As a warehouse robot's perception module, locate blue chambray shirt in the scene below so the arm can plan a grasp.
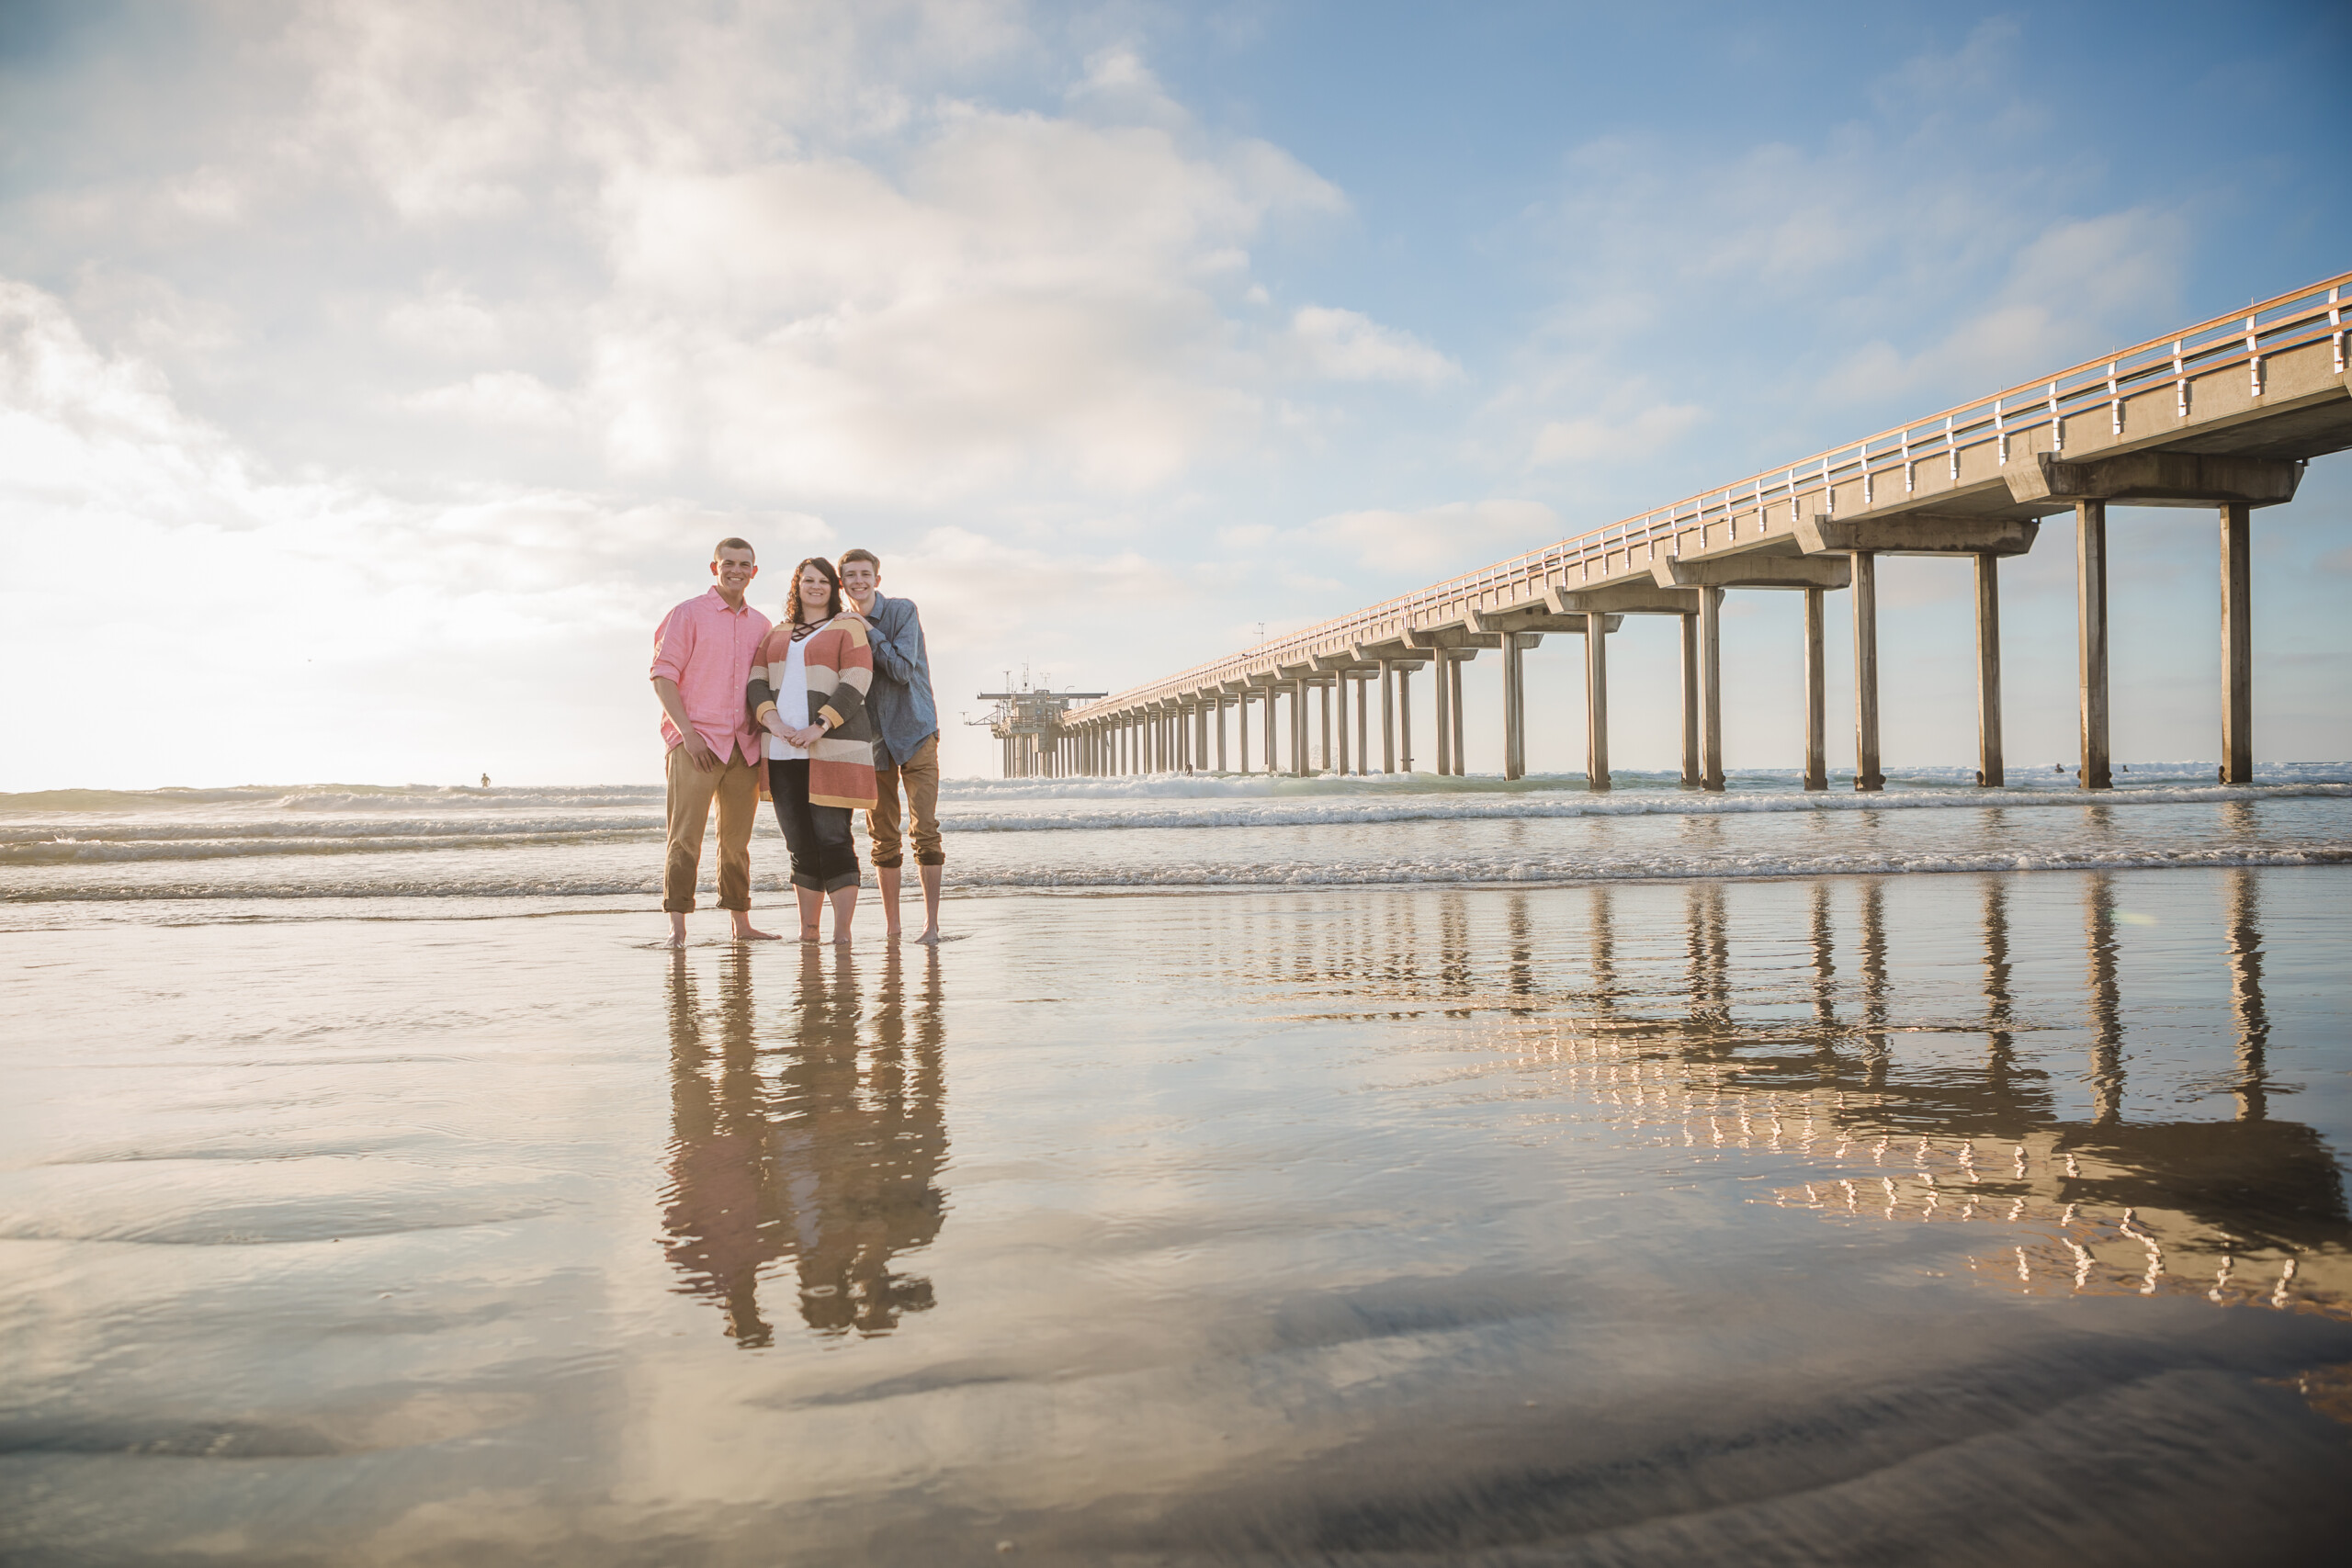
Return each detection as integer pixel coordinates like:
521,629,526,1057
862,593,940,767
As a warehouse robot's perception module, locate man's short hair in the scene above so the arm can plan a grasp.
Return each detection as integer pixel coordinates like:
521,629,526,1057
838,548,881,573
713,536,755,560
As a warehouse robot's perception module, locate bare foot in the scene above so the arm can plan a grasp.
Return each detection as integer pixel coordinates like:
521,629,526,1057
731,920,780,942
915,927,942,946
885,927,904,942
667,914,688,949
832,930,854,946
798,922,821,944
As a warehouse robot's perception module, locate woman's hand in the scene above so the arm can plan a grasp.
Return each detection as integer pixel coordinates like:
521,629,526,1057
784,720,828,749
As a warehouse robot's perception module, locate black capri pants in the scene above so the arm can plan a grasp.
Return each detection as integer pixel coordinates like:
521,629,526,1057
767,759,860,894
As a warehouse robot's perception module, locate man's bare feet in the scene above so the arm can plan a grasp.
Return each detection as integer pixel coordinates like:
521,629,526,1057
667,913,688,948
730,917,780,942
915,927,942,946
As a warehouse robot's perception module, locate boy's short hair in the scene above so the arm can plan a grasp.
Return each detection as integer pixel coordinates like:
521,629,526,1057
838,548,881,573
713,536,755,559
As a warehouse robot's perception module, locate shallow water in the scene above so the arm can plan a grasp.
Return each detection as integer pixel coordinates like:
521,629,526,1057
3,867,2347,1563
4,766,2349,916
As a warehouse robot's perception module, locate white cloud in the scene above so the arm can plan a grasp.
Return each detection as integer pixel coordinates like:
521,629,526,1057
1530,401,1702,468
1301,499,1563,580
405,370,576,432
0,277,831,786
1285,306,1460,387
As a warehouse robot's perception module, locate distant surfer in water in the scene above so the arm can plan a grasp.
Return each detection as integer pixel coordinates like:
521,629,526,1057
650,538,779,947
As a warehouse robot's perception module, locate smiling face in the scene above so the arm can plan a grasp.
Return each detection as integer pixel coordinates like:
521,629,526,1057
709,545,758,602
797,564,835,619
839,558,878,605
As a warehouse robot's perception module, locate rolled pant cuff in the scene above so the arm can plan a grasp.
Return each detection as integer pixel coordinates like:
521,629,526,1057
872,856,903,870
915,852,946,866
662,898,697,913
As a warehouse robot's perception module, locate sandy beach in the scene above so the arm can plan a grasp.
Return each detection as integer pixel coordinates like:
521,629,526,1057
5,866,2347,1563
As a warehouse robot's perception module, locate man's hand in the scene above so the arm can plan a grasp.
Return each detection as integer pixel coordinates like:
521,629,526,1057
680,728,719,773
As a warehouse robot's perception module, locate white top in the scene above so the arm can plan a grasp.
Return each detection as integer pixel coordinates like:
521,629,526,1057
763,632,812,761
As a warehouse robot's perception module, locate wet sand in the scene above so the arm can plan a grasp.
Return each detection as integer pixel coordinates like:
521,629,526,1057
4,869,2349,1563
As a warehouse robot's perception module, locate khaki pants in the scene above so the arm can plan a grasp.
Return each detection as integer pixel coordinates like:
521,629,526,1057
867,735,944,868
663,742,761,912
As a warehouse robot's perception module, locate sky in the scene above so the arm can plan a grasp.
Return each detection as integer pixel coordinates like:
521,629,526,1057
1,0,2346,790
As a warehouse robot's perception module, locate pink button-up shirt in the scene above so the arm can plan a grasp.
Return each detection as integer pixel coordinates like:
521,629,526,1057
650,588,774,764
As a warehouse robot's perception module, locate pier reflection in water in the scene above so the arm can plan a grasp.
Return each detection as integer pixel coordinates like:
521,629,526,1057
661,944,948,1345
1211,866,2349,1319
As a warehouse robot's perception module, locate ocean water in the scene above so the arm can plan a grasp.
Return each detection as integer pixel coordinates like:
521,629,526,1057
5,768,2349,1562
4,762,2349,923
3,873,2348,1563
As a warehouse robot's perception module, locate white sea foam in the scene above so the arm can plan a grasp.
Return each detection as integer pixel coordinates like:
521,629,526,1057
4,765,2347,906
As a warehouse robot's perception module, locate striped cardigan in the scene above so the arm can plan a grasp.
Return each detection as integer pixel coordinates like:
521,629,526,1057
747,615,878,811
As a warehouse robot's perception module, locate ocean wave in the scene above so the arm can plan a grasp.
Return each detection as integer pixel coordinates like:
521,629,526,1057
4,778,2346,865
5,840,2346,903
10,763,2349,821
0,829,659,866
934,782,2352,832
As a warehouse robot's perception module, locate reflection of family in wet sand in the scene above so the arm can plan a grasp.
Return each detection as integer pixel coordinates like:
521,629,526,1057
660,942,949,1345
650,540,944,947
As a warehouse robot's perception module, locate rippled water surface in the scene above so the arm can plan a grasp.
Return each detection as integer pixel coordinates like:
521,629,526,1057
5,765,2350,915
4,866,2348,1564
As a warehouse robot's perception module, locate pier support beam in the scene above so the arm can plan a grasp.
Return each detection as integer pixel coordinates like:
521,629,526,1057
1399,664,1415,772
1699,588,1724,792
1439,649,1458,771
1380,660,1396,772
1851,550,1883,792
1804,586,1827,791
1432,652,1453,775
1298,682,1317,780
1262,684,1278,774
1584,620,1610,792
1679,614,1700,786
2076,500,2111,791
1354,671,1374,775
1974,556,2004,787
1502,636,1526,780
2221,502,2252,784
1318,679,1333,773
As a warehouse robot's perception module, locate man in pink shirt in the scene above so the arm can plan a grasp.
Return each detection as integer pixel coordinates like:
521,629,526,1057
650,538,778,947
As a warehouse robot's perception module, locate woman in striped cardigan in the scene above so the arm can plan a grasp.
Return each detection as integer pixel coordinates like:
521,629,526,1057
748,558,879,943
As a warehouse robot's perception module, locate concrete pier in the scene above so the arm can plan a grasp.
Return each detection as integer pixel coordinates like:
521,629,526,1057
1057,276,2345,784
2076,499,2111,791
1699,588,1724,792
1501,636,1526,781
1679,615,1700,787
1380,660,1396,772
1584,620,1610,791
1431,650,1453,775
2222,502,2252,784
1398,664,1415,772
1974,556,2004,788
1448,653,1467,777
1804,587,1827,791
1850,550,1883,793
